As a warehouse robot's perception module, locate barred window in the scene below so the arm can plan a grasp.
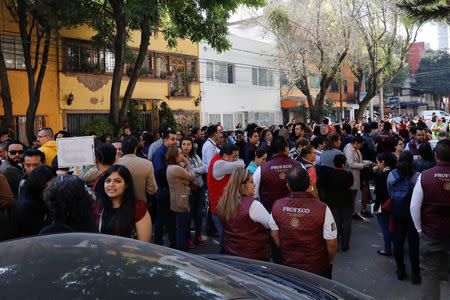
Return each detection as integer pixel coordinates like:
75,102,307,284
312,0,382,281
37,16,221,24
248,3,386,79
63,39,114,74
0,35,25,70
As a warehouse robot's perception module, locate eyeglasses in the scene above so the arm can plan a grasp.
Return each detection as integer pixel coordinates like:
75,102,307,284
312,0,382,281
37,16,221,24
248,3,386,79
9,150,24,155
37,135,48,139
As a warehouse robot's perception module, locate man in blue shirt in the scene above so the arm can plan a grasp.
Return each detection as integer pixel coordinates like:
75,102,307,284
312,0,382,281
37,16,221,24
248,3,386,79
153,129,177,246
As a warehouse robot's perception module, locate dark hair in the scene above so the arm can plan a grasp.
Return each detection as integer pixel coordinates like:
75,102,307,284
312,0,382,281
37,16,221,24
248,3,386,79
418,143,434,162
342,124,352,135
291,122,307,137
250,147,267,161
163,129,176,140
323,118,329,125
207,125,218,138
261,130,271,142
166,146,180,165
415,127,425,134
371,122,379,130
158,123,170,135
383,121,392,131
324,132,341,150
376,152,397,170
21,165,57,210
353,134,364,144
287,166,310,192
399,129,409,141
23,149,45,163
300,145,315,158
397,151,415,178
311,136,324,148
142,132,154,145
436,139,450,162
180,137,195,158
247,129,258,140
393,137,403,148
334,124,342,136
99,165,136,237
54,130,70,139
333,154,347,168
88,131,97,136
271,136,288,154
6,140,24,151
51,156,71,173
438,132,449,139
219,142,239,156
44,175,94,230
363,123,372,134
0,142,8,151
95,143,117,166
295,137,310,149
121,135,139,155
409,126,417,135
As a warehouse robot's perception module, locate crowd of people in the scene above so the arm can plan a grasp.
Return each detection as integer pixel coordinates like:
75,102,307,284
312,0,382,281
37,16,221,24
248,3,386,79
0,113,449,299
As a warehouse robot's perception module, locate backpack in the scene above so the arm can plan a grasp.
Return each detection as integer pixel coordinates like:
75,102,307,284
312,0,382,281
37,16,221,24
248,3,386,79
389,169,417,218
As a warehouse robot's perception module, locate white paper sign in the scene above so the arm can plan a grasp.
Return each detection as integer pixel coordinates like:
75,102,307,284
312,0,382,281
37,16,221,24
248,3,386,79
57,136,95,168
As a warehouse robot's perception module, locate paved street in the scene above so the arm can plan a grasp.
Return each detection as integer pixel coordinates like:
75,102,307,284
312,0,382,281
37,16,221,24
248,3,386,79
186,196,449,300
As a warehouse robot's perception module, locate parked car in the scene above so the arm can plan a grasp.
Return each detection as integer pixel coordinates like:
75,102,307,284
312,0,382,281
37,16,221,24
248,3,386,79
0,233,374,299
419,110,450,120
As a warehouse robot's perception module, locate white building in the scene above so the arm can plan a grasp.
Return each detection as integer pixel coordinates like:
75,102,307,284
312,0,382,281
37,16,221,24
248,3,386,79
199,31,282,130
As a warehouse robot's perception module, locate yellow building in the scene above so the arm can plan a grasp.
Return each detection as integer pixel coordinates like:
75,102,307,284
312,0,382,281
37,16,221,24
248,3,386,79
0,3,200,142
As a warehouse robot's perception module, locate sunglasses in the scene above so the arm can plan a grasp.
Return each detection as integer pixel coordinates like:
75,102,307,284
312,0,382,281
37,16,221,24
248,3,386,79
9,150,24,155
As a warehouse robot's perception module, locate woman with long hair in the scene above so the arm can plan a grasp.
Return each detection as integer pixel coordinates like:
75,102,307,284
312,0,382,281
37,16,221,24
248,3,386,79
166,146,195,250
393,138,404,160
373,152,397,256
180,137,207,248
217,169,270,260
94,165,151,242
41,175,97,234
387,151,421,284
319,132,343,168
15,165,57,237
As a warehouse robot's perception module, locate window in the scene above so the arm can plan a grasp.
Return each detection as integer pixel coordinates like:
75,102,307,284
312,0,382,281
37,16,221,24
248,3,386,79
207,62,234,84
252,68,258,85
157,54,198,96
206,62,214,81
254,112,275,127
0,115,46,145
310,75,320,90
281,73,289,86
252,68,273,87
353,81,360,93
343,80,348,93
208,114,221,125
0,35,25,70
222,113,233,130
64,39,114,74
330,81,339,92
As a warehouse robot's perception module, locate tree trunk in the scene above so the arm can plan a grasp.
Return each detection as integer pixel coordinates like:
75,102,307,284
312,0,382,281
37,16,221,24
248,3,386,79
0,46,13,134
25,28,50,144
109,0,128,136
118,16,151,126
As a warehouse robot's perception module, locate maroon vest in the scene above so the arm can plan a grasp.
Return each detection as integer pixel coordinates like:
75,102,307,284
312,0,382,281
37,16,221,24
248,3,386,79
272,192,329,275
222,196,270,260
421,162,450,240
260,154,301,212
407,139,420,156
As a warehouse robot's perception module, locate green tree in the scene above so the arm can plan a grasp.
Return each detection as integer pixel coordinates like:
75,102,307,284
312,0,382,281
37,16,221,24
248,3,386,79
4,0,86,144
348,0,421,119
413,50,450,109
265,0,353,122
85,0,265,135
158,102,177,131
397,0,450,23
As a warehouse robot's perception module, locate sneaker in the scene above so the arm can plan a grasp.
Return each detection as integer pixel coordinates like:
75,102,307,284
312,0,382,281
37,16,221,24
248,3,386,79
187,239,195,249
196,236,207,246
360,210,374,218
352,213,364,221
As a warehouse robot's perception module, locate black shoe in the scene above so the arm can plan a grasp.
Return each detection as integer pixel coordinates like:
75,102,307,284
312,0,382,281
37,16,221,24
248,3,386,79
397,268,407,281
352,213,364,221
411,272,422,285
360,210,374,218
377,250,392,256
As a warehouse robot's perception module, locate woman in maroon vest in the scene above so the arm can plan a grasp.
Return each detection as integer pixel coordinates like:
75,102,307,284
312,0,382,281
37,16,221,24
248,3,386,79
217,169,270,260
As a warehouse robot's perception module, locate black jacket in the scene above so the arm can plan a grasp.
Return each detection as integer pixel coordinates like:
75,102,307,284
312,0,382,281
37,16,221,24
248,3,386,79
374,169,391,212
319,166,354,210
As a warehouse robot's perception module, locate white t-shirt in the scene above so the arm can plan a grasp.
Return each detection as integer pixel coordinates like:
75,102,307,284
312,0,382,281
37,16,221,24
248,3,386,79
269,206,337,240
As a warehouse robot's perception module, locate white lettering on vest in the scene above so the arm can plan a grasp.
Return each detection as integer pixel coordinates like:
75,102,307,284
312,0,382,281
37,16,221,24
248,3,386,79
434,173,450,178
282,207,310,213
271,164,293,170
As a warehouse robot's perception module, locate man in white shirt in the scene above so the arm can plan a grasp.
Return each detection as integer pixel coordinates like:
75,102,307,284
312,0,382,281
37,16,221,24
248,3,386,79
202,125,220,172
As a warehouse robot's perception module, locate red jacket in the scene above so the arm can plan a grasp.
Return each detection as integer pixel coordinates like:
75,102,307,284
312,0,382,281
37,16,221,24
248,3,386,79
207,154,230,214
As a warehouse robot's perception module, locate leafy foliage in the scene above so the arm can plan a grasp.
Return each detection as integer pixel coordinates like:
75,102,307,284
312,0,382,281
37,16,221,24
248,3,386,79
126,101,143,131
397,0,450,23
158,102,177,131
81,118,114,137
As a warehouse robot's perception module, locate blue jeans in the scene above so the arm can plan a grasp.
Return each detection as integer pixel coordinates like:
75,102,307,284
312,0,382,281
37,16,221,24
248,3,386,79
376,212,393,254
212,213,224,254
175,211,190,251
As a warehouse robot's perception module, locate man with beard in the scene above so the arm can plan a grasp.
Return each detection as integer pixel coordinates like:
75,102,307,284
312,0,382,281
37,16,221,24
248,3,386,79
405,127,430,160
0,141,25,198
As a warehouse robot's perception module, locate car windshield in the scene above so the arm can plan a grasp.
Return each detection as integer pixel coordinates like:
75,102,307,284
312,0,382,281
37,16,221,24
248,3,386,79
0,234,311,299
